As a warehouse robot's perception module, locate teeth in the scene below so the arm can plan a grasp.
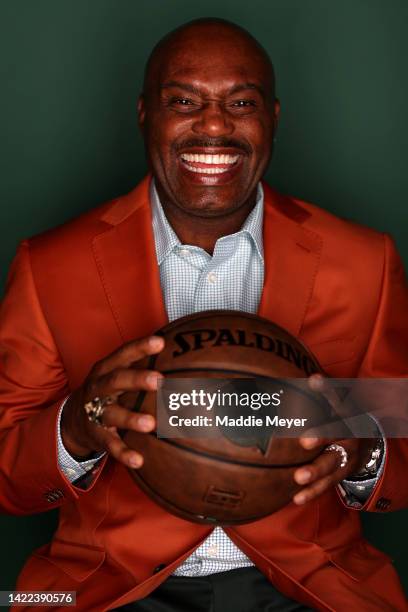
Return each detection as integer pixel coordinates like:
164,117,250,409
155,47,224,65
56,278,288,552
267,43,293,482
183,164,230,174
181,153,239,164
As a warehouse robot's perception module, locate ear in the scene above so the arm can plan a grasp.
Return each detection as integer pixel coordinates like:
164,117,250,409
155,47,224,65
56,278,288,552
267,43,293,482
137,94,146,131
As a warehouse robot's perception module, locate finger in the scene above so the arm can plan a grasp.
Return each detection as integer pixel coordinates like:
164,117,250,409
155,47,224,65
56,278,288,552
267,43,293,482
293,473,336,505
298,435,335,450
294,446,345,486
86,424,145,469
308,374,342,409
88,367,163,400
308,374,356,422
101,403,155,432
93,336,165,377
102,429,145,469
293,444,353,505
301,421,353,443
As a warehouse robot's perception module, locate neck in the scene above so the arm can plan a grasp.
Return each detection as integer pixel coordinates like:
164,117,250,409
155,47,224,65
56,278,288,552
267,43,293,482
155,185,258,255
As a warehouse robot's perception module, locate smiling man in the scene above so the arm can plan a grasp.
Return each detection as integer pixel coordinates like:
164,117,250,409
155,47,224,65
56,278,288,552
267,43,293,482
139,22,277,253
0,17,407,612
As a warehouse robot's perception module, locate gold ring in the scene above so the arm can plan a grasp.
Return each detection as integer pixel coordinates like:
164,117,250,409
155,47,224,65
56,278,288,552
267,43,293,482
84,395,114,427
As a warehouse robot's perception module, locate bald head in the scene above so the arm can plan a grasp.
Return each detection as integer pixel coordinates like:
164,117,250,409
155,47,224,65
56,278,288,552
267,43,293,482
143,18,275,99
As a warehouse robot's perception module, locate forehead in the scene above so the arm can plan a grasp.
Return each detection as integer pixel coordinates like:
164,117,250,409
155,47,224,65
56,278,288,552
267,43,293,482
154,31,272,94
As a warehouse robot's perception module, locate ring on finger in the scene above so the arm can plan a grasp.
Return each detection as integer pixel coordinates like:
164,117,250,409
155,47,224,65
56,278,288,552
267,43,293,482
84,395,114,427
324,443,348,468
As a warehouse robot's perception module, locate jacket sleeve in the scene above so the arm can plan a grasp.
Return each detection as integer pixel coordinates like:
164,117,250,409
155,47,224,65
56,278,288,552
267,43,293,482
0,241,105,515
356,234,408,512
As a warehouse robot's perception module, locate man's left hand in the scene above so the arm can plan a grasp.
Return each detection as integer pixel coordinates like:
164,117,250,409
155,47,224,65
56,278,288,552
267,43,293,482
292,374,376,505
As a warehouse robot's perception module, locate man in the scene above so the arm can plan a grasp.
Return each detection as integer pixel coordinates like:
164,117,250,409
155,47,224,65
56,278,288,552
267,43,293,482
0,17,407,612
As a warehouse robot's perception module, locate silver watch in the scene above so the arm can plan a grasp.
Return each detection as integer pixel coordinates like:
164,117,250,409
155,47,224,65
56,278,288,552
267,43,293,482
349,438,384,480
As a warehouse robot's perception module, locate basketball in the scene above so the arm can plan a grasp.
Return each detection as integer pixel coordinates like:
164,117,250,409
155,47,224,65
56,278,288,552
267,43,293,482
122,311,330,525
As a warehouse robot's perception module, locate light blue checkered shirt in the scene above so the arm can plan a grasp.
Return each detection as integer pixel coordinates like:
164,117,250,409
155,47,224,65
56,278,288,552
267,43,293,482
152,182,264,319
57,180,381,577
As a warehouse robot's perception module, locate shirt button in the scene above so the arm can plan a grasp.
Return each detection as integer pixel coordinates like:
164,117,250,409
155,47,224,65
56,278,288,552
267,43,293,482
66,467,77,478
179,248,190,257
207,271,217,284
206,545,218,557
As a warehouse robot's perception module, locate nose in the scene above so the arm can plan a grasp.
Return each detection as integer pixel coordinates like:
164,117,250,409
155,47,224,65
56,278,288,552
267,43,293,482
192,101,234,138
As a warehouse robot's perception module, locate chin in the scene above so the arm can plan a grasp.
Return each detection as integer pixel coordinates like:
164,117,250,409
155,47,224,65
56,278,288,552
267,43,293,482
177,197,241,218
175,185,250,214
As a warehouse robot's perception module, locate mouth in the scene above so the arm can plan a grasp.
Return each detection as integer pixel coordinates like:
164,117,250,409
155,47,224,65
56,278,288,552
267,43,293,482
180,152,240,174
177,148,245,184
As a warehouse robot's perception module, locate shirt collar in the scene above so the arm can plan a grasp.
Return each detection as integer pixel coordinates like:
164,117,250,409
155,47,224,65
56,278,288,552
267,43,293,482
150,180,264,265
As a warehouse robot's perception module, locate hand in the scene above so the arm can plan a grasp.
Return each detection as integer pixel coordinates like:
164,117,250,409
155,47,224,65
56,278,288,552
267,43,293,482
61,335,165,469
292,374,376,505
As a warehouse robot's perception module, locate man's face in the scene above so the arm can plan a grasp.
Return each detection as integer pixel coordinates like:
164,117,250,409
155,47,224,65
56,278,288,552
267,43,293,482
139,30,279,217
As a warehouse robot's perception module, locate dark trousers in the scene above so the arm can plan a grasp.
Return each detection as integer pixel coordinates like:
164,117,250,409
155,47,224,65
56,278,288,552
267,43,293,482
114,567,314,612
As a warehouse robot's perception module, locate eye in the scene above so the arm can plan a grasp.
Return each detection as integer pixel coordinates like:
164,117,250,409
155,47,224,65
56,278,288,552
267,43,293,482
228,99,258,114
232,99,256,107
167,97,199,112
174,98,193,105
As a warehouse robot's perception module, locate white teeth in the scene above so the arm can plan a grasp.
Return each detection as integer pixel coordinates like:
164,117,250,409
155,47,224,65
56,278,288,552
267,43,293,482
183,164,230,174
181,153,239,164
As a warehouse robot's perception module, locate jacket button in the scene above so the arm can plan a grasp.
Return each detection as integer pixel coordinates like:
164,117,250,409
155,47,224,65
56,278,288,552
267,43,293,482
44,489,64,503
375,497,391,511
153,564,166,574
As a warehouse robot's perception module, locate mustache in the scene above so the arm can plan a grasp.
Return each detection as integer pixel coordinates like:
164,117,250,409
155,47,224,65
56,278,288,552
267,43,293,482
174,138,252,155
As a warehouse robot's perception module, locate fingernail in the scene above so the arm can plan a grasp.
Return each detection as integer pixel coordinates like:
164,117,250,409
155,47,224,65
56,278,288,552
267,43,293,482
139,415,155,430
295,469,311,484
302,437,320,449
146,373,162,388
309,375,323,390
149,336,164,350
293,493,307,505
129,454,143,468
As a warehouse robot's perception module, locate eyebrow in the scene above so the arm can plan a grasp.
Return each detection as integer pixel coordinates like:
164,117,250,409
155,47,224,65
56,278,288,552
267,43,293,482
160,80,265,97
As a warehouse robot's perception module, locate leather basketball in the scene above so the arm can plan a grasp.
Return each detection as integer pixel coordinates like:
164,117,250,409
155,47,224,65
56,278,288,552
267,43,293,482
123,311,329,525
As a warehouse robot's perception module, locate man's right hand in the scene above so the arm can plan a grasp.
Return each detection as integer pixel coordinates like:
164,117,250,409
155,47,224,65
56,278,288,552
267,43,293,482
60,335,164,469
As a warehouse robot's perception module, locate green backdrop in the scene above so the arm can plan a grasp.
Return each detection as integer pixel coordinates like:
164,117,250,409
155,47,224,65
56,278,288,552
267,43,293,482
1,0,407,596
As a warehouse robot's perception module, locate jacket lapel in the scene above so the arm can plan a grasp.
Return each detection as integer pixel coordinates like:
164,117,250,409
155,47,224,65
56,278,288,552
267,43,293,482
92,176,168,343
258,183,322,337
93,176,322,343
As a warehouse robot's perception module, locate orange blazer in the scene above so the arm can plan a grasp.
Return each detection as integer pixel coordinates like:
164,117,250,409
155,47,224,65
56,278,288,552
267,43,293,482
0,176,407,612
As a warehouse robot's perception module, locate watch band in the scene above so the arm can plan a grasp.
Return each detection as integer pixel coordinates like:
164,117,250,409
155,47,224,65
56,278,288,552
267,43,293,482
348,438,384,481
